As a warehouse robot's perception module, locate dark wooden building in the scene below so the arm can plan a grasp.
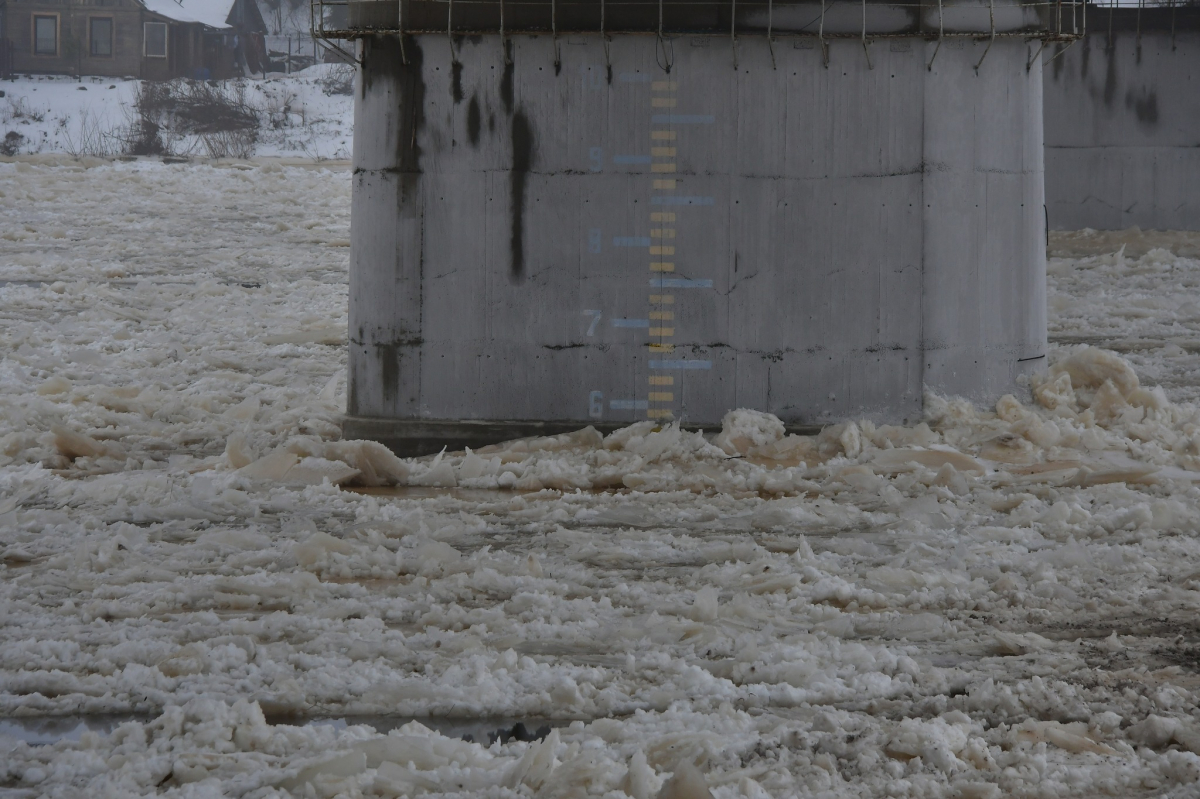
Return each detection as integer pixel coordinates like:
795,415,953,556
0,0,266,79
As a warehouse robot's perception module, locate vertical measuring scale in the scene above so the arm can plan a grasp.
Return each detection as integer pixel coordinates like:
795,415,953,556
590,64,715,425
647,79,679,421
646,72,717,423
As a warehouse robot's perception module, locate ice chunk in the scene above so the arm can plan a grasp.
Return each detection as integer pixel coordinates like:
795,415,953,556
604,421,660,450
1052,346,1140,397
412,449,457,487
354,730,491,770
1033,371,1076,411
713,409,785,456
838,421,863,458
325,439,409,485
415,540,461,576
283,456,361,486
156,643,208,677
457,447,489,480
223,395,260,421
1016,720,1115,755
373,761,440,795
236,451,360,486
36,376,71,396
872,447,985,475
1128,715,1180,748
622,750,663,799
280,750,367,791
656,761,714,799
689,587,719,622
293,532,355,567
1175,726,1200,756
992,631,1054,656
51,425,110,460
237,450,299,480
507,729,560,791
224,434,255,469
996,394,1026,423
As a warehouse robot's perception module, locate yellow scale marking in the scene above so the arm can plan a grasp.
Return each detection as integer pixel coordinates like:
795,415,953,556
649,83,682,421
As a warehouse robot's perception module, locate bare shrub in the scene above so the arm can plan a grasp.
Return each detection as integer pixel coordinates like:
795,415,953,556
318,64,355,96
202,128,258,159
62,109,119,158
119,80,260,158
1,97,45,124
263,90,302,130
1,130,25,157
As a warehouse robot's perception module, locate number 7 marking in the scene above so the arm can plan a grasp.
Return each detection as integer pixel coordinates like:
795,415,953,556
583,310,602,336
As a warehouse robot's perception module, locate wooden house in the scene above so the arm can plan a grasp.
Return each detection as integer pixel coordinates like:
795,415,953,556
0,0,267,79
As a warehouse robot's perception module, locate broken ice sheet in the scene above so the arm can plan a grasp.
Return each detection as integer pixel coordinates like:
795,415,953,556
4,164,1200,797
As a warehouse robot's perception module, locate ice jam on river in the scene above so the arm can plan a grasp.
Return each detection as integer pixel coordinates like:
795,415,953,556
4,160,1200,797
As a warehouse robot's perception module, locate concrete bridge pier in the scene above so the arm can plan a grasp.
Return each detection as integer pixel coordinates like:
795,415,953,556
343,19,1049,454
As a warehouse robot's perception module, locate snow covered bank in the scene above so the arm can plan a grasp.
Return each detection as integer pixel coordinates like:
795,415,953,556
4,162,1200,797
0,67,353,160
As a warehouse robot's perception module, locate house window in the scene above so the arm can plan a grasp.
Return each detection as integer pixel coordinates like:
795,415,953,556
144,21,167,57
90,17,113,57
33,14,58,56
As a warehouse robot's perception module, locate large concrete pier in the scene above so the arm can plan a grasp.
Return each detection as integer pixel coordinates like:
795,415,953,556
342,9,1051,453
1045,6,1200,231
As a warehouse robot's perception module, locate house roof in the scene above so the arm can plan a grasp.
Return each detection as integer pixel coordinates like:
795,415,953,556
141,0,239,29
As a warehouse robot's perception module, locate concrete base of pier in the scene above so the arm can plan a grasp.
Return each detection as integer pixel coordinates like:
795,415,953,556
349,32,1047,453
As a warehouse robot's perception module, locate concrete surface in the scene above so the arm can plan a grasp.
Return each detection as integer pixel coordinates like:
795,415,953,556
347,29,1047,452
1044,8,1200,231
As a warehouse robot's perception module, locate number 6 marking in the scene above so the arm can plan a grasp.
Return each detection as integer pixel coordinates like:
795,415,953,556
589,390,604,418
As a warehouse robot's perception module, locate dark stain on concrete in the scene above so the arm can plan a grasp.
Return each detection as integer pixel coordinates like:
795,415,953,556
451,60,464,103
390,37,426,172
467,95,481,146
1052,43,1065,80
373,338,424,406
359,37,378,98
379,341,400,405
510,109,533,281
500,41,515,113
488,113,496,133
1103,42,1118,107
1081,33,1090,78
1125,88,1160,125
